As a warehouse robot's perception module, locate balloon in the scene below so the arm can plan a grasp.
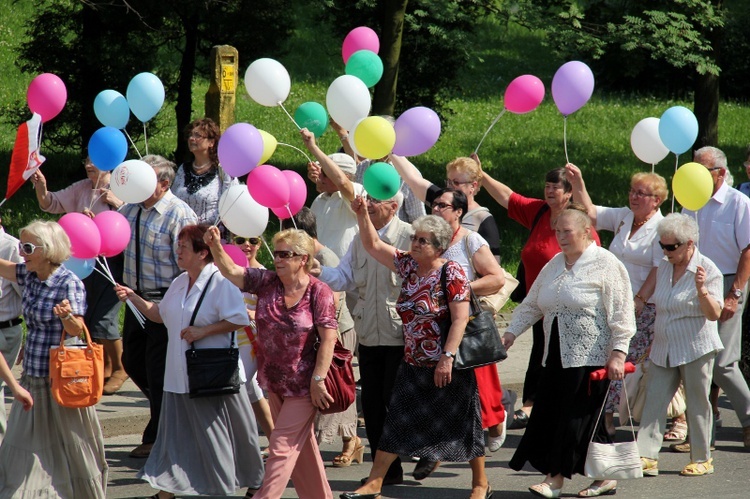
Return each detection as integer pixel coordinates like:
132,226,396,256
258,129,277,165
219,185,269,237
345,50,383,88
94,89,130,129
27,73,67,122
326,75,371,131
504,74,545,114
673,162,713,211
247,165,290,209
658,106,699,155
363,162,400,200
244,58,291,107
551,61,595,116
93,211,131,257
294,102,329,138
222,242,249,268
88,127,128,172
342,26,380,63
392,106,441,156
64,257,96,280
59,212,101,259
126,72,165,122
271,170,307,219
353,116,396,160
631,117,670,164
218,123,264,177
111,159,158,204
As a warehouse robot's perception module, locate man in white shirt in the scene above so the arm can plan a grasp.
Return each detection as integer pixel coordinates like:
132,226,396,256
683,146,750,449
0,218,22,442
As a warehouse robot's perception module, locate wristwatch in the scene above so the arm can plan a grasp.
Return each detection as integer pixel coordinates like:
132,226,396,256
312,374,326,382
443,351,455,359
731,287,743,299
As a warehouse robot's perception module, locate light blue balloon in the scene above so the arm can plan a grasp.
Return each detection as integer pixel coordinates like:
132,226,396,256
658,106,698,154
126,72,165,122
64,257,96,280
88,127,128,171
94,89,130,129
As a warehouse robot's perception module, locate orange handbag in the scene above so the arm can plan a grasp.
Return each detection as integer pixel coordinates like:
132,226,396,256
49,320,104,408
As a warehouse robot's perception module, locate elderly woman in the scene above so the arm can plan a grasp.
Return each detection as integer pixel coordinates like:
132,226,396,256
115,224,263,498
204,226,338,499
341,205,491,499
172,118,238,229
31,157,127,394
567,165,669,438
637,214,723,478
0,220,108,498
502,207,634,498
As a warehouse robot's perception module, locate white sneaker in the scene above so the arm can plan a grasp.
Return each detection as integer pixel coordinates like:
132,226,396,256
488,409,507,452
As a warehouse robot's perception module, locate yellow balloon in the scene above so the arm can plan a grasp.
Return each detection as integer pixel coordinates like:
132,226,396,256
258,129,277,165
353,116,396,160
672,162,713,211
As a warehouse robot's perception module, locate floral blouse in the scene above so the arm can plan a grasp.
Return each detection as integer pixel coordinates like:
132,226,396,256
394,251,470,367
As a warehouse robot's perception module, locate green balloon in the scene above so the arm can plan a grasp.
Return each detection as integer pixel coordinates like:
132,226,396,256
294,101,329,137
345,50,384,88
363,162,400,200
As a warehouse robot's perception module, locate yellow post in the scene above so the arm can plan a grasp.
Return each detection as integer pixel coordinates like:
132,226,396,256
205,45,238,133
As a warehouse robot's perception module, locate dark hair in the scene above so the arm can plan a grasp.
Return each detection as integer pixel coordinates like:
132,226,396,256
545,168,572,193
434,187,468,222
281,207,318,239
178,224,213,262
184,117,220,167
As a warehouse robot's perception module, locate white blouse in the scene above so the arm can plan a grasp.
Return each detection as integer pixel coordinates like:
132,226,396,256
441,231,488,281
159,263,250,393
506,243,635,368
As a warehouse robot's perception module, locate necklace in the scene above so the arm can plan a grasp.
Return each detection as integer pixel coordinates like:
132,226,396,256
564,257,576,268
450,225,461,243
633,214,653,227
192,161,212,173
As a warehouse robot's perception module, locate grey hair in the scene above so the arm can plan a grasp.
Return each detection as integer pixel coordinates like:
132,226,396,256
411,215,452,253
20,220,71,265
657,213,699,244
142,154,176,186
694,146,727,172
389,190,404,211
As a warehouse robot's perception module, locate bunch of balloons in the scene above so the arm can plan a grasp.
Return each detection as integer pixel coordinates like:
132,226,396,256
94,73,165,129
342,27,383,89
59,211,131,279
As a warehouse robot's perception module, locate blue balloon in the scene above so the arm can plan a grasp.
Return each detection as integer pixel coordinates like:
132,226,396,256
64,257,96,280
658,106,698,155
88,127,128,171
126,72,165,122
94,89,130,129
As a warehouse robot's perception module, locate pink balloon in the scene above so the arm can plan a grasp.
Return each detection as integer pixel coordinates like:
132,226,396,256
58,213,101,259
393,106,441,157
551,61,595,116
504,75,545,114
342,27,380,64
217,123,264,177
27,73,67,122
271,170,307,219
247,165,290,209
93,211,131,257
222,242,249,268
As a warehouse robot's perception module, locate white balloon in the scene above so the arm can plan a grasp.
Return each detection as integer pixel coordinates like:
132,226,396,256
326,75,371,131
631,117,669,165
244,58,291,107
110,160,158,204
219,185,269,237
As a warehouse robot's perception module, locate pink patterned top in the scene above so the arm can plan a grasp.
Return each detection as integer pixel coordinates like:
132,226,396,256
242,268,338,397
394,251,470,367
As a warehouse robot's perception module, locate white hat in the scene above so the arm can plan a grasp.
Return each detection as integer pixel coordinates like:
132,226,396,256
328,153,357,176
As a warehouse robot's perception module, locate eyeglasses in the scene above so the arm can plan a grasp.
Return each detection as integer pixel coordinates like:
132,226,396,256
187,132,207,140
706,166,723,172
409,235,434,246
18,242,40,255
659,241,683,252
446,178,472,188
629,189,655,199
233,236,260,245
273,250,301,259
366,196,386,205
432,202,454,211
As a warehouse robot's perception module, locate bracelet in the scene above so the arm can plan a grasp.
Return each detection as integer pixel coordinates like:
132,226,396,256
61,313,73,321
339,134,348,141
634,294,646,303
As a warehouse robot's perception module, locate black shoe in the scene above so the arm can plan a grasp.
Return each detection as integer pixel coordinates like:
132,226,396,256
360,475,403,486
412,458,439,480
508,409,529,430
340,493,380,499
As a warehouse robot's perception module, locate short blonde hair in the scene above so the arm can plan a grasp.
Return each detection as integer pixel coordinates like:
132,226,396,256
272,229,315,272
20,220,71,265
558,206,593,242
446,157,482,189
631,172,668,205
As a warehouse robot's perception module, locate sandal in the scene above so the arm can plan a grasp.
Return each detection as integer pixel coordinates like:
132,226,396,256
680,458,714,476
578,480,617,497
528,482,561,498
103,370,129,395
664,419,688,441
333,436,365,467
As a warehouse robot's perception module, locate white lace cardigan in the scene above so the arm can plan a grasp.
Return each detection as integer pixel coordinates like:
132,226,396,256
506,243,635,368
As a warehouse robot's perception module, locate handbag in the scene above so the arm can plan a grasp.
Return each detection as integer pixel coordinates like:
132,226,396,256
316,338,356,415
49,320,105,408
585,368,643,480
463,236,518,314
439,264,508,370
510,203,549,303
184,272,241,398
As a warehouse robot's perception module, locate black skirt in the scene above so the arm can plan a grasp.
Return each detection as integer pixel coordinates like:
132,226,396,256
509,319,612,478
379,361,485,462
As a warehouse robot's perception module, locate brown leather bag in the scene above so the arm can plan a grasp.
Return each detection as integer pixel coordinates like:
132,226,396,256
49,320,104,408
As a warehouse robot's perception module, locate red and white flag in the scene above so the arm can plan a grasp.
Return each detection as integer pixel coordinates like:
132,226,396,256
5,112,45,201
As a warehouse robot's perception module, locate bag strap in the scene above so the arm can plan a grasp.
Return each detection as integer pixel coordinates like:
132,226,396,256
188,271,234,349
463,235,479,278
590,374,637,443
530,203,550,233
59,317,94,348
439,262,482,322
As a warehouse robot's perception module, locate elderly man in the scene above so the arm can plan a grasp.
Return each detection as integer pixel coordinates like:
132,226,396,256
119,154,198,458
681,146,750,450
0,217,22,442
315,190,414,485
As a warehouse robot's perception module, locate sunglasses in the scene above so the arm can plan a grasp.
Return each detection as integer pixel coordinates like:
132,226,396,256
273,250,301,259
409,235,434,246
659,241,683,252
18,242,40,255
233,236,260,245
432,202,454,211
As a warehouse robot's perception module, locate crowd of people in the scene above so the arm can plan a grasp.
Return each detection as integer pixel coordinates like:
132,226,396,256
0,114,748,499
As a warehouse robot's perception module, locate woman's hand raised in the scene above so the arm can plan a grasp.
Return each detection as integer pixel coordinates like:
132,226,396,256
203,225,222,249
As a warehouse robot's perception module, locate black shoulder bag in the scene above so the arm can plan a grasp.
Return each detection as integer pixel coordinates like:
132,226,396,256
184,271,241,398
510,203,550,303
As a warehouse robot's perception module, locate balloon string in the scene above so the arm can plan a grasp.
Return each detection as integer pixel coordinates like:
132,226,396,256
260,236,273,261
278,102,301,131
285,205,298,229
143,122,149,156
671,153,679,213
474,108,506,155
216,189,245,229
0,199,6,208
277,143,313,163
563,115,570,164
124,130,142,159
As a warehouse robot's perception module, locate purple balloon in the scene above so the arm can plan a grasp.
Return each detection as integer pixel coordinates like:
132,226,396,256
551,61,595,116
217,123,263,177
392,107,441,157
